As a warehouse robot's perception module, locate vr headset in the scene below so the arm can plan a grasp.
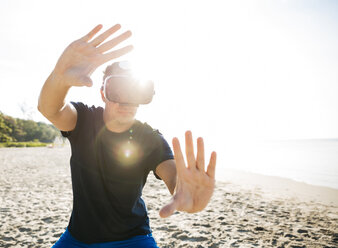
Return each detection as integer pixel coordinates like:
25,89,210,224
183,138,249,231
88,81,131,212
103,62,155,105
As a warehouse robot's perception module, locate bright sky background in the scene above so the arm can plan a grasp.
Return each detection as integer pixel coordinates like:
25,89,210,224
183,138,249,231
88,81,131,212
0,0,337,151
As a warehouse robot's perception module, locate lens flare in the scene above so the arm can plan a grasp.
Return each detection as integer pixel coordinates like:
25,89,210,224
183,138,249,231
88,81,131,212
115,141,143,166
124,149,131,158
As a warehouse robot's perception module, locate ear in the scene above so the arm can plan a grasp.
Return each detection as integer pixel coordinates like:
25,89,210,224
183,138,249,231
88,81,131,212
100,88,107,103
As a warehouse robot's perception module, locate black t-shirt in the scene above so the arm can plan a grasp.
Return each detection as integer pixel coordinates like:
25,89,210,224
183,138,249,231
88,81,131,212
61,102,174,244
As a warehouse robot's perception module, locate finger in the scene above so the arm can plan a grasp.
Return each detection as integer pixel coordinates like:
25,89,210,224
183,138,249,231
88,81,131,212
80,24,103,42
196,137,205,171
185,131,196,169
97,30,132,53
172,137,186,174
159,198,178,218
206,151,217,178
100,45,134,64
90,24,121,47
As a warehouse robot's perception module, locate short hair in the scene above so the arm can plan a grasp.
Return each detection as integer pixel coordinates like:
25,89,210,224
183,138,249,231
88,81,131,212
101,61,132,90
102,64,114,83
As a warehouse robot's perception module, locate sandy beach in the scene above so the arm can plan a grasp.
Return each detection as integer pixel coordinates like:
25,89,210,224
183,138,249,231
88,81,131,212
0,146,337,247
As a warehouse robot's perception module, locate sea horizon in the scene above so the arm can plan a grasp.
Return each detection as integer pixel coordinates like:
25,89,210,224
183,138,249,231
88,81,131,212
216,139,338,190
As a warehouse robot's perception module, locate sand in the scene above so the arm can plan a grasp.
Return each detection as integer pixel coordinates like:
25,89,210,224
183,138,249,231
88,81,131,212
0,146,337,247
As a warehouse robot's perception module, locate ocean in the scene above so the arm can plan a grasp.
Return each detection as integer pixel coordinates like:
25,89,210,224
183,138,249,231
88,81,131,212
217,139,338,190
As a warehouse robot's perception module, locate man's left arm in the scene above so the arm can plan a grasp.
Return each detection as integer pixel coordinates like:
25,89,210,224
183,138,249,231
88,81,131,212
155,159,177,195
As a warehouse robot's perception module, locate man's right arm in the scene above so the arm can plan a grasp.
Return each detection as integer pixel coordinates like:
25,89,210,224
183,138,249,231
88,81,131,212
37,71,77,132
37,24,133,131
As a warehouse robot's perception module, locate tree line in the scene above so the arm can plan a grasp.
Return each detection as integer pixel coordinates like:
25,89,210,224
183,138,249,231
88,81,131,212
0,112,60,143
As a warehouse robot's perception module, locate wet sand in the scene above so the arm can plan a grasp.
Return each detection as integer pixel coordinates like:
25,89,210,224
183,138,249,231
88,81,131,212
0,147,337,247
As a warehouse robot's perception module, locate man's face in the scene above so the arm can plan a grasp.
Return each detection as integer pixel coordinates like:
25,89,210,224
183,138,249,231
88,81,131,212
105,100,138,124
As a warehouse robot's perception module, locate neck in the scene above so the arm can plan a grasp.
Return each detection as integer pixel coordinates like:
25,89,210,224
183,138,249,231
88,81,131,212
103,109,135,133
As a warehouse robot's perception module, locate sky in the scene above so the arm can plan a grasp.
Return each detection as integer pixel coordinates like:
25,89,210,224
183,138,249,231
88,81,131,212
0,0,337,150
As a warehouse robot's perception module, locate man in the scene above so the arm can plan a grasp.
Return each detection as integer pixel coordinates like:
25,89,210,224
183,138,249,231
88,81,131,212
38,24,217,248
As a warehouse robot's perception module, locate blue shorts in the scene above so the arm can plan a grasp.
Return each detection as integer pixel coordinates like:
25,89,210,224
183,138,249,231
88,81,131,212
51,228,159,248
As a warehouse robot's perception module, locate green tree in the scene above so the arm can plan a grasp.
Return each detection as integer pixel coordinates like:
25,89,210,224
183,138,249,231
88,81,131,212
0,113,13,142
0,112,61,143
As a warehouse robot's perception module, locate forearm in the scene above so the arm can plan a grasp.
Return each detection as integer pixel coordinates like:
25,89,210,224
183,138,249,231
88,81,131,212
156,160,177,195
165,176,177,195
37,71,71,118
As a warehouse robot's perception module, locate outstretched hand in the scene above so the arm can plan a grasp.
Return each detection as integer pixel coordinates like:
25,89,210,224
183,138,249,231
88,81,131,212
159,131,217,218
54,24,133,87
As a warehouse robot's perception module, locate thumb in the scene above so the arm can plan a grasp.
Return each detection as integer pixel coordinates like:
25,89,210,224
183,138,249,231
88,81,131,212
159,198,178,218
63,69,93,87
79,76,93,87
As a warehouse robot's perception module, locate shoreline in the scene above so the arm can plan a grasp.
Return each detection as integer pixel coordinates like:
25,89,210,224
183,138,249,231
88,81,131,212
216,168,338,206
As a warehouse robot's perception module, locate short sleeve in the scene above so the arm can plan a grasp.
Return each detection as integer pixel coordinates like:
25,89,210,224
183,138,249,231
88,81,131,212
149,132,174,180
60,101,88,141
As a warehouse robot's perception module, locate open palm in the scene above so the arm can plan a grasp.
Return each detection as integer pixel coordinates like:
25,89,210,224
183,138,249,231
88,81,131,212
54,24,133,87
160,131,217,218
